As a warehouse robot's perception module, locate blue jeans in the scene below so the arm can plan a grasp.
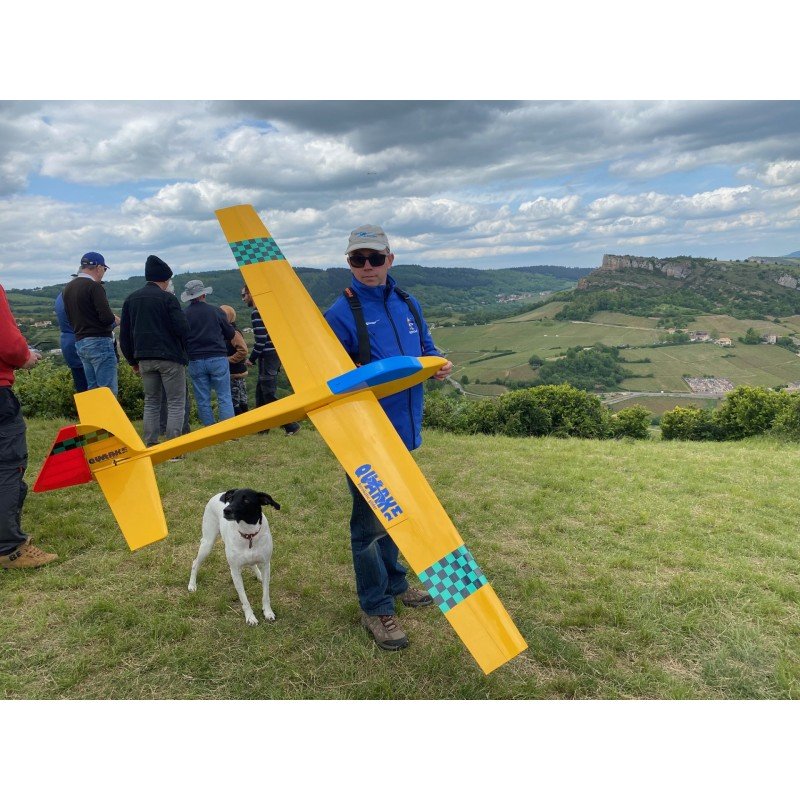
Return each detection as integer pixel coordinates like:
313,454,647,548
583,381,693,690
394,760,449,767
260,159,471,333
75,336,118,396
346,476,408,615
188,356,234,426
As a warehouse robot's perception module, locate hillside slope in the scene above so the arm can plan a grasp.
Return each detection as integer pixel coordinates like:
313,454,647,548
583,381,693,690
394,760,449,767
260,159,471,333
558,254,800,322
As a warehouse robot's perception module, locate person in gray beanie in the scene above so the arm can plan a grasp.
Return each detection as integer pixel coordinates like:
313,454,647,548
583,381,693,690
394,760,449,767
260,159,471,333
120,255,190,449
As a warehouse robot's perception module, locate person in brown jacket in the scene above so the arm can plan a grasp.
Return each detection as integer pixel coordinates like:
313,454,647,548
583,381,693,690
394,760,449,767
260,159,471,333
220,305,249,415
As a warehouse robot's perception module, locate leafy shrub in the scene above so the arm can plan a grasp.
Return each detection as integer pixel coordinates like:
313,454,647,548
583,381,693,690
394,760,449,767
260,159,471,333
713,386,790,440
610,405,651,439
14,359,78,418
660,406,717,441
424,383,609,439
14,357,145,419
769,395,800,441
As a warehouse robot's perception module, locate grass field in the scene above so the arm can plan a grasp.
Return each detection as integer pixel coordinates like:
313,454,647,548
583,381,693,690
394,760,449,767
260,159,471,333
4,418,800,699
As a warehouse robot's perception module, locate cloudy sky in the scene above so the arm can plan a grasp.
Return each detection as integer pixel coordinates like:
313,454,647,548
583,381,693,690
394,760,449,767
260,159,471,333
2,99,800,289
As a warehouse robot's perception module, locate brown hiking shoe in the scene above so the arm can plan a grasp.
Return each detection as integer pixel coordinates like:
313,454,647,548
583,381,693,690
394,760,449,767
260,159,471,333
361,612,409,650
0,540,58,569
396,586,433,608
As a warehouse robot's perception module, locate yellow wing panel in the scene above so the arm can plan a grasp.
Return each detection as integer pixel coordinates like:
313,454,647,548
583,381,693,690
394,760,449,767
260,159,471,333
215,205,353,393
94,457,168,551
308,395,527,674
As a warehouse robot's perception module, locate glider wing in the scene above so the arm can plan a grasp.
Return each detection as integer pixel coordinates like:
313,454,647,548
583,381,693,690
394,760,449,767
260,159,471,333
216,204,527,674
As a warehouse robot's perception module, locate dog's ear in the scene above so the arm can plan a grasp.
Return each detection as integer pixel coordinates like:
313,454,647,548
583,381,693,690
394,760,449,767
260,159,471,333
259,493,280,511
221,489,237,503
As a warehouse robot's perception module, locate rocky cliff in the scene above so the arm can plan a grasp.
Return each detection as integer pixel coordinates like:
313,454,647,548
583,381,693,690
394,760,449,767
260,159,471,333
576,254,694,288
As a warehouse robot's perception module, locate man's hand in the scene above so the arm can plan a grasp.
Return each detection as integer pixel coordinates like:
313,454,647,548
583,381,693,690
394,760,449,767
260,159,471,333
131,364,140,375
22,349,41,370
246,359,255,367
433,360,453,381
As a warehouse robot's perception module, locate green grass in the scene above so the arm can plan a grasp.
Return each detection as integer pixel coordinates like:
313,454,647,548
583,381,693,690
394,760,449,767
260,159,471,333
4,418,800,699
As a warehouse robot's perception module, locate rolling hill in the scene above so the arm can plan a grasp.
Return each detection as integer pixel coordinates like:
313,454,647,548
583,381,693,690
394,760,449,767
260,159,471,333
6,263,587,350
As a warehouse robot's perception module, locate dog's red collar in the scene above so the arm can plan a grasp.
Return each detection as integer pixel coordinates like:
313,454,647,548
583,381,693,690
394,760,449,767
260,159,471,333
239,523,262,549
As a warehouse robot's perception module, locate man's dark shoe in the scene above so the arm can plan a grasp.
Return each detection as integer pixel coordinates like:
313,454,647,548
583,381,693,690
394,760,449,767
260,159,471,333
361,612,409,650
396,586,433,608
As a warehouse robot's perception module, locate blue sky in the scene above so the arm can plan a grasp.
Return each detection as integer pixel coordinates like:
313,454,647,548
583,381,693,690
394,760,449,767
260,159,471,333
3,99,800,289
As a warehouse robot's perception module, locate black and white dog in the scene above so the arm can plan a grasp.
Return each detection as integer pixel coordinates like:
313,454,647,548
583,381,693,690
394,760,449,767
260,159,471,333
188,489,281,626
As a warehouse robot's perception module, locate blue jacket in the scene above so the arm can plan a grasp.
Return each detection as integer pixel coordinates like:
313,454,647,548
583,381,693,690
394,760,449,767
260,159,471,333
54,292,82,370
184,300,235,361
324,275,440,450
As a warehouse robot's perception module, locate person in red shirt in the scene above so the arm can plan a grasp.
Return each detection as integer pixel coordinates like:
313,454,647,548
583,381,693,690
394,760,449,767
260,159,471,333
0,283,58,568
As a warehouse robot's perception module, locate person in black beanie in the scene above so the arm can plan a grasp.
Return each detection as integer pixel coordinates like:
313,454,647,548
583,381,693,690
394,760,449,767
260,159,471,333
120,255,190,449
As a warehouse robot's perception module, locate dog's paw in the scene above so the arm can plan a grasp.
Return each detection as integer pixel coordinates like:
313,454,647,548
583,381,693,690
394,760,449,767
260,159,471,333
245,613,259,626
187,582,197,592
263,608,276,622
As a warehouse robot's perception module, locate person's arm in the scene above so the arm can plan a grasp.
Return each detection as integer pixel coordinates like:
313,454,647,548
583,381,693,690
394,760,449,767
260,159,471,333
219,314,235,344
166,294,190,348
228,330,248,364
91,282,117,329
0,286,33,368
249,308,267,362
119,300,136,366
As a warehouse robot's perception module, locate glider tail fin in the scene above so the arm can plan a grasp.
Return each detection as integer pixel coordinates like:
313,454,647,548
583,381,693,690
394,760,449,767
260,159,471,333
33,388,168,551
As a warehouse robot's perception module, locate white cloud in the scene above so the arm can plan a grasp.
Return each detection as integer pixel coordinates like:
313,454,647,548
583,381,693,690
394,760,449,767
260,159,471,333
4,100,800,287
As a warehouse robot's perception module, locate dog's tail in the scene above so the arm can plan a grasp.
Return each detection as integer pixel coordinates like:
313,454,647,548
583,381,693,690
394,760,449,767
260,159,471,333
33,388,168,551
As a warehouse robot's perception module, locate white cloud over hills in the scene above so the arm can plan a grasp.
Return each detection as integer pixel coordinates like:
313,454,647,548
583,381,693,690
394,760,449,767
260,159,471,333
2,100,800,288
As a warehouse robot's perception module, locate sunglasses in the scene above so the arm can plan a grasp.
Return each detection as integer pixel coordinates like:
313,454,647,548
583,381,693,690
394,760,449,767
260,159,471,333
348,252,388,268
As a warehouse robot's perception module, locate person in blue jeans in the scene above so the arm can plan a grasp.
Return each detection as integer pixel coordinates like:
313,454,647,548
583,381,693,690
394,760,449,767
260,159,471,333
61,252,119,396
181,279,236,426
324,224,452,652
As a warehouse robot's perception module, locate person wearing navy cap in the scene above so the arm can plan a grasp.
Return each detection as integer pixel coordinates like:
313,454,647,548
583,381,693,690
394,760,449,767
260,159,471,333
62,251,120,396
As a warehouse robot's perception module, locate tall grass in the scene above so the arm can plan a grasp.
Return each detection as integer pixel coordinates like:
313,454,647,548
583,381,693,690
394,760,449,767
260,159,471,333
3,419,800,699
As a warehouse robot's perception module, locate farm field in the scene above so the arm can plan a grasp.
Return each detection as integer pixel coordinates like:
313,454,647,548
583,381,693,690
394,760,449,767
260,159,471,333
435,317,663,385
433,307,800,393
4,419,800,700
620,343,800,392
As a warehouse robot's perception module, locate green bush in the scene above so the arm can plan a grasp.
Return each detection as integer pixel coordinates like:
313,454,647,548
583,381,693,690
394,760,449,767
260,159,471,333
610,405,651,439
14,359,78,418
660,406,717,441
713,386,790,440
13,357,145,419
770,395,800,441
423,383,610,439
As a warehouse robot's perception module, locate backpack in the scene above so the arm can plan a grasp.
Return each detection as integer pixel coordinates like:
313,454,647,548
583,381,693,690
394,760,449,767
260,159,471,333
342,286,424,366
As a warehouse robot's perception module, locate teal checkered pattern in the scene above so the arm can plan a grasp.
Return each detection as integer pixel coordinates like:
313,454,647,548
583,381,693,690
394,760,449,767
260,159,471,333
229,237,285,266
418,545,487,612
52,429,112,455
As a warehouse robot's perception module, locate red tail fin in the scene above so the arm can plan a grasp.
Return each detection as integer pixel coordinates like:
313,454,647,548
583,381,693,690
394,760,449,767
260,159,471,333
33,425,93,492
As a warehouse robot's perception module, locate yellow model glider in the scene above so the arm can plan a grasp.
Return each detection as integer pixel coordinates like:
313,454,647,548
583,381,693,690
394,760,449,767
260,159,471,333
34,204,527,674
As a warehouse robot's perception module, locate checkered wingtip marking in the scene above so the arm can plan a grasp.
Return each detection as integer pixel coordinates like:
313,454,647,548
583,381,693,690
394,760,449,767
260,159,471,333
51,429,112,455
418,545,488,613
229,237,285,266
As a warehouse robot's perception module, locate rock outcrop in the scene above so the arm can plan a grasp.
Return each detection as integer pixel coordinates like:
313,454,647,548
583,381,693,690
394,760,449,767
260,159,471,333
598,254,692,280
